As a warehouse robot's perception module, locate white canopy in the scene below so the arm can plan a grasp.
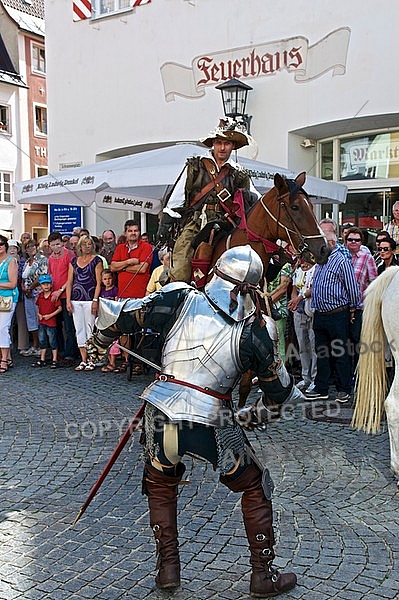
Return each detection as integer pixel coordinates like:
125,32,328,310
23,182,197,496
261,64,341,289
14,143,347,211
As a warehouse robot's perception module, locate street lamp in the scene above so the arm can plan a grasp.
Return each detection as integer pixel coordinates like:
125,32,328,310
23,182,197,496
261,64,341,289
216,78,253,134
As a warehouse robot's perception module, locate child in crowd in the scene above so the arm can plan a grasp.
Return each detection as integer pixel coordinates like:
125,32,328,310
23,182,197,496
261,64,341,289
33,274,62,368
99,269,121,373
100,269,118,299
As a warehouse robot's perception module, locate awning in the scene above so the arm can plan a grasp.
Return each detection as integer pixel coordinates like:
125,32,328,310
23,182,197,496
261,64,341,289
14,143,347,211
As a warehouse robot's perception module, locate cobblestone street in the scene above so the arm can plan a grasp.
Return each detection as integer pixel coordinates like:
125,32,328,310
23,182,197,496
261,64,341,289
1,356,398,599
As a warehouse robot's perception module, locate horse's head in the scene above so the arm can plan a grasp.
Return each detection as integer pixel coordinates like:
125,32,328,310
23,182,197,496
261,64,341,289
265,172,330,264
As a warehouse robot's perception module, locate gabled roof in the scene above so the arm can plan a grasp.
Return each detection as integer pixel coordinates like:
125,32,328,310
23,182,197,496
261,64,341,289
1,0,45,36
1,0,44,20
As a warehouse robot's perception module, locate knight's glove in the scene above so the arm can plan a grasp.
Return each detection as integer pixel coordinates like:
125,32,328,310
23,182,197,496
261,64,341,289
235,395,282,431
85,326,116,363
157,213,177,243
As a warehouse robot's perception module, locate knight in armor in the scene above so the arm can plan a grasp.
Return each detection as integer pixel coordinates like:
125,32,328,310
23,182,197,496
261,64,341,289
86,245,298,597
158,119,260,283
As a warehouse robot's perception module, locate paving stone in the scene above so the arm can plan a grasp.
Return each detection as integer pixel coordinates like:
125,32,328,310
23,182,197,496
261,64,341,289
0,355,398,599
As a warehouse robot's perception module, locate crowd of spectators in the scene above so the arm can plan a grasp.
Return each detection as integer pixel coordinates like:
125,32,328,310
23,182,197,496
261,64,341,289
1,221,165,374
1,212,399,394
284,219,398,403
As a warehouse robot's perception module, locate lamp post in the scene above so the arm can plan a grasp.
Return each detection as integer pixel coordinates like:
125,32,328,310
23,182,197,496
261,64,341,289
215,78,253,134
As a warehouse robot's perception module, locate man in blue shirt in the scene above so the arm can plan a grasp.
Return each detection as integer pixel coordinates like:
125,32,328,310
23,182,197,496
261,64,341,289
305,231,360,403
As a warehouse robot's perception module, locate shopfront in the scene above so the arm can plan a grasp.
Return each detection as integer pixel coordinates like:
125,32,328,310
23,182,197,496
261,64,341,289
319,130,399,244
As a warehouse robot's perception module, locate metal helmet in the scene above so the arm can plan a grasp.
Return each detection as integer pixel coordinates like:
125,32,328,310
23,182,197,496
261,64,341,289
204,245,263,321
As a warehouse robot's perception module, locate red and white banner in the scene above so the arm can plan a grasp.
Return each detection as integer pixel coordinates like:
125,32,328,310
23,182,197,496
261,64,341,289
73,0,92,21
73,0,151,22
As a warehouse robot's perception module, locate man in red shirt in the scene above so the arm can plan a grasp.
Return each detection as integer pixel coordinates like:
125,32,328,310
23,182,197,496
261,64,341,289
110,220,153,373
111,220,153,298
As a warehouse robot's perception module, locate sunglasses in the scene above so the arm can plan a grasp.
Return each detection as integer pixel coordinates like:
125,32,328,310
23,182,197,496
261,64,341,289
0,241,6,246
346,238,361,242
379,246,391,251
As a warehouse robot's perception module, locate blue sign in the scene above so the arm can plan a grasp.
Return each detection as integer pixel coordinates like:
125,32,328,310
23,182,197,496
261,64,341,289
49,205,82,236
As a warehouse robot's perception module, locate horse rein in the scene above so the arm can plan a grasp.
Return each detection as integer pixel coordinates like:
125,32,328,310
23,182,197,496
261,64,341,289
259,188,324,256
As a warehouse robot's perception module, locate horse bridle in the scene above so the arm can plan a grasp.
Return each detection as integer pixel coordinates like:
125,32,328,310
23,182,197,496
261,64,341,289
259,184,325,256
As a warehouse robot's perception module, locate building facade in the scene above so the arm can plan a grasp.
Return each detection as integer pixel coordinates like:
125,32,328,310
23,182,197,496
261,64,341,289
0,0,47,240
41,0,399,240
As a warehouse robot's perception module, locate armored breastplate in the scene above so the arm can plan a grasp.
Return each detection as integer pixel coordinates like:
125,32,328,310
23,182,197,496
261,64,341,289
140,290,245,427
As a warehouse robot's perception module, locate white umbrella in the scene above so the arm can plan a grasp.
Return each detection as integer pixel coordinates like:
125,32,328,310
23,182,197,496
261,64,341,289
14,143,347,211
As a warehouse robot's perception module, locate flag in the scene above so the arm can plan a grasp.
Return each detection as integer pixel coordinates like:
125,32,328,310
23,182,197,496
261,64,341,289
73,0,92,21
73,0,151,21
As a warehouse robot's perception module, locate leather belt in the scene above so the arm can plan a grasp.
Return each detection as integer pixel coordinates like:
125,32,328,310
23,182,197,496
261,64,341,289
155,373,232,401
315,305,349,315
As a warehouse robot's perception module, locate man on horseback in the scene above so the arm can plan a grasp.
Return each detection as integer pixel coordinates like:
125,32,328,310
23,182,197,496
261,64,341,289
158,119,260,283
86,245,299,597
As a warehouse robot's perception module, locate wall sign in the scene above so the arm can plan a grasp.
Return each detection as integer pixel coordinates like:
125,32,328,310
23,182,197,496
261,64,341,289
161,27,351,101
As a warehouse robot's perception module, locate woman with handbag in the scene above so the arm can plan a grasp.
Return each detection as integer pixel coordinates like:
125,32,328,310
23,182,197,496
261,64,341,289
0,236,18,373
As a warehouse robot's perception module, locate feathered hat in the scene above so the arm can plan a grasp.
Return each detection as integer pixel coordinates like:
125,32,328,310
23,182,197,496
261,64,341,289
200,119,249,150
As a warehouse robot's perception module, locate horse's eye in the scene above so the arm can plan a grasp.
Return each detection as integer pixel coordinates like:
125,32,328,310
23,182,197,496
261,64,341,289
291,205,299,211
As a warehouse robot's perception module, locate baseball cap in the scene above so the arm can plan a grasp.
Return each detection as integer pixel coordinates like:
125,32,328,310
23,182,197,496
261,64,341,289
39,274,52,284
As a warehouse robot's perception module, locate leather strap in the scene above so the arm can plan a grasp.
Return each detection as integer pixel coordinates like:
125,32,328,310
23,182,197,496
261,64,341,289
156,372,232,401
189,159,230,208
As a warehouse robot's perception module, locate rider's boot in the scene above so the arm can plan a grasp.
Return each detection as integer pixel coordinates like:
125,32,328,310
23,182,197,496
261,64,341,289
221,463,297,597
143,462,185,589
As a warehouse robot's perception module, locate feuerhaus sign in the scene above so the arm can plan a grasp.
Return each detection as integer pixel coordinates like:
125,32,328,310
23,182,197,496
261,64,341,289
161,27,350,101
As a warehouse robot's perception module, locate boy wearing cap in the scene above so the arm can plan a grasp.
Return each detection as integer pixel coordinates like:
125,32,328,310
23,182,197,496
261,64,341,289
33,274,62,368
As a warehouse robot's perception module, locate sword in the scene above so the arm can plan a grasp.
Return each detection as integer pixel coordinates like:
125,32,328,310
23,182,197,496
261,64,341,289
114,342,161,371
72,403,145,525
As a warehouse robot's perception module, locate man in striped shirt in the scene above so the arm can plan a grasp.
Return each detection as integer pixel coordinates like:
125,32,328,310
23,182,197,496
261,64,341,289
305,231,360,403
345,227,377,378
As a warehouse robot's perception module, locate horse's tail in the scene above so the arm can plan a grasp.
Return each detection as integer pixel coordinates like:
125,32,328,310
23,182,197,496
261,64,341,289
352,268,399,433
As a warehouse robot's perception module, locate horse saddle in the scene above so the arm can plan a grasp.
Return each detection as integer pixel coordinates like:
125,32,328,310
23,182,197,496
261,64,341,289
191,220,232,251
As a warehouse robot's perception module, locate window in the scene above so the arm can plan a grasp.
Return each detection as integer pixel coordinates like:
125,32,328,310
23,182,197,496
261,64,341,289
0,105,10,133
340,131,399,181
0,172,12,204
320,141,333,180
37,166,48,177
32,43,46,74
34,104,47,136
92,0,131,17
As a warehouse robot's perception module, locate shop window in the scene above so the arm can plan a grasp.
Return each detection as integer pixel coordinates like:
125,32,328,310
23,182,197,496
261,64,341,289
92,0,131,17
32,43,46,74
340,132,399,181
0,172,12,204
34,105,47,136
0,105,10,133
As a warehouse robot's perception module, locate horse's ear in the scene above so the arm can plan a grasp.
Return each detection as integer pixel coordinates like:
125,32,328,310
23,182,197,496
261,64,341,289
274,173,286,192
295,172,306,187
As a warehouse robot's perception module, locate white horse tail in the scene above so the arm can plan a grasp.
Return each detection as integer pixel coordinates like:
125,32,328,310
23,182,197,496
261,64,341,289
352,267,399,433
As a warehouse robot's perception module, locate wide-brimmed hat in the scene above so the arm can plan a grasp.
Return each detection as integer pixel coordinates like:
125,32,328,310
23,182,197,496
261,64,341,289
200,119,249,150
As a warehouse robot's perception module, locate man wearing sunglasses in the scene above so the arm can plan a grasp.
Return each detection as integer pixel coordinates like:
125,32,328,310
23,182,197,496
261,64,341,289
344,227,378,379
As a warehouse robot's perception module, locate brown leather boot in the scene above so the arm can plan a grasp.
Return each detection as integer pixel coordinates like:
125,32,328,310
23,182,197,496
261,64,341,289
143,462,185,589
221,463,297,598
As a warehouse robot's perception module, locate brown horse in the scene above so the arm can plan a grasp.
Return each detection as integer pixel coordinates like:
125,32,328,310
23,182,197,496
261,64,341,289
190,171,330,405
191,171,330,288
